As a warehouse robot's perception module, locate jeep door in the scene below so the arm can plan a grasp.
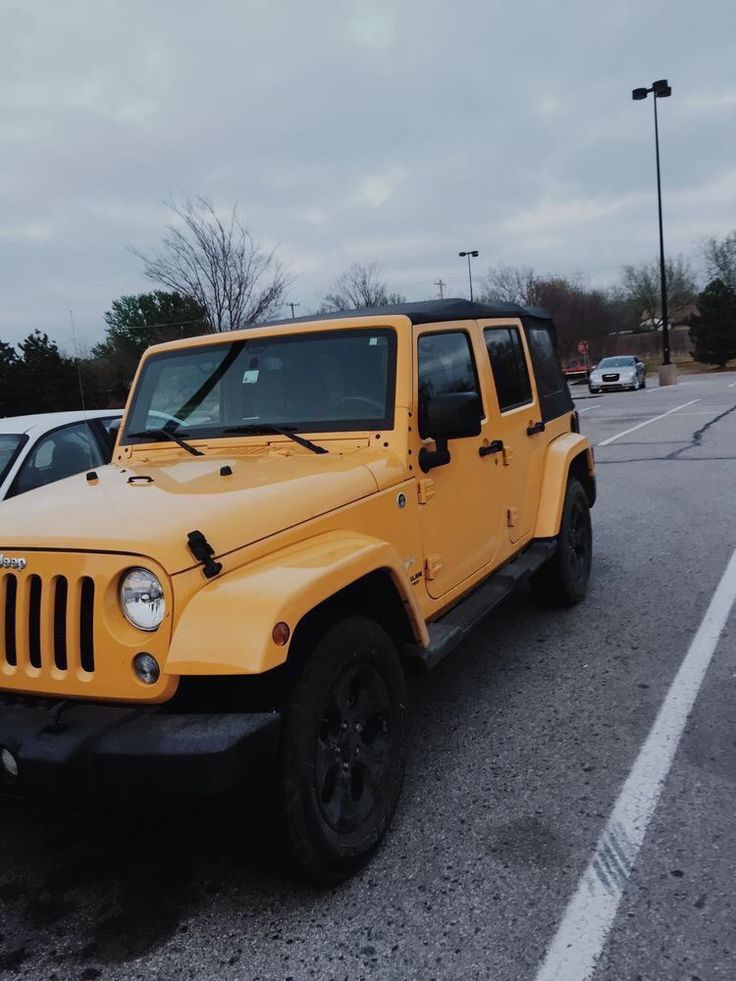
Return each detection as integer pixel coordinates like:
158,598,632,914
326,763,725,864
480,321,545,544
413,323,505,599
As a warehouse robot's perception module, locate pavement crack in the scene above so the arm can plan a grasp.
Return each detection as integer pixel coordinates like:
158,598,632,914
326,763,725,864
596,455,736,465
666,403,736,460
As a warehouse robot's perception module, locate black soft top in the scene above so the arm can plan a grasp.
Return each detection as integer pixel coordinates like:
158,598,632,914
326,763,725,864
267,297,552,328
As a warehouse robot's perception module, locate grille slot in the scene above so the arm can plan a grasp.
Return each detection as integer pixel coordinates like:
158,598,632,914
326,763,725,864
1,572,95,675
3,574,17,666
53,577,68,671
80,577,95,673
28,575,42,668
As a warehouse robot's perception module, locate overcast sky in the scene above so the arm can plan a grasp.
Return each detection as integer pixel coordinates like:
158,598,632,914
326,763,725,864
1,0,734,351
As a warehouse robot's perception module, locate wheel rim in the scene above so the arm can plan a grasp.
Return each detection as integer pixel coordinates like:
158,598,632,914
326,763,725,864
567,500,590,578
314,662,392,834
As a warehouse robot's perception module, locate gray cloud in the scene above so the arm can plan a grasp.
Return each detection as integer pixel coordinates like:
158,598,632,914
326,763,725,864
1,0,734,351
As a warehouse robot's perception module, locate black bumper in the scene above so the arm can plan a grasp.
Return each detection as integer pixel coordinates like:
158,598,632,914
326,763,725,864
0,698,280,802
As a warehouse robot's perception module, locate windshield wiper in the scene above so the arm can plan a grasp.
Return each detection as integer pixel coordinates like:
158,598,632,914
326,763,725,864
126,428,204,456
223,424,328,455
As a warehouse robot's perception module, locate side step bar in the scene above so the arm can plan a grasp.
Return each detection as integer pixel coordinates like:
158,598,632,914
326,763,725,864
406,539,556,670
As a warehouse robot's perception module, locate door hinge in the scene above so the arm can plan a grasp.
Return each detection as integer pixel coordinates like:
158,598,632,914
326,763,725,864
417,478,435,505
506,507,519,528
425,554,443,580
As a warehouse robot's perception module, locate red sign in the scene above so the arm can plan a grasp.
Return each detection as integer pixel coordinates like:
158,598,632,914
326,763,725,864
577,340,589,354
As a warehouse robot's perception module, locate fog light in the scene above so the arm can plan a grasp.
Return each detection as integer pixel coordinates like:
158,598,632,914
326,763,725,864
1,747,18,780
133,652,160,685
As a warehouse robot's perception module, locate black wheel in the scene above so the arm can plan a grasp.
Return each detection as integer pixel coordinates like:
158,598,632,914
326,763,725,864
277,615,407,883
588,386,599,394
530,478,592,606
642,374,647,388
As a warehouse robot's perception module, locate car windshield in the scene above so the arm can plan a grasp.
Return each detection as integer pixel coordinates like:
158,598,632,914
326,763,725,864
598,357,636,368
123,328,397,443
0,434,23,485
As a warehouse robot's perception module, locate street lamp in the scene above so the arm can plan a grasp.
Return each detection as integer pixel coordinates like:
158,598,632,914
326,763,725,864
458,250,479,301
632,78,675,383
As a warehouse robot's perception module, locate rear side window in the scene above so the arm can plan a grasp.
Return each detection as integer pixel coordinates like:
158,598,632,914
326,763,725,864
484,327,532,411
417,332,481,438
524,322,574,421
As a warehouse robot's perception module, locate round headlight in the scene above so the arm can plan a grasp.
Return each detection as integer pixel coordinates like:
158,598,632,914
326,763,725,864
120,568,165,631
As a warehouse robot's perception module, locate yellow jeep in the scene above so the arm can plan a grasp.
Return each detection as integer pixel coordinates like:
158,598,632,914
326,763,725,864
0,299,594,882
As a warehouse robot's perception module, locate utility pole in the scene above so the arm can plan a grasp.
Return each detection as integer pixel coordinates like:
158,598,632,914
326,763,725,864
434,279,446,300
287,302,300,319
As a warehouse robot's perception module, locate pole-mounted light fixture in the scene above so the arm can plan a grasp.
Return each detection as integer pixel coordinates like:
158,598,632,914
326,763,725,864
458,250,479,301
632,79,674,379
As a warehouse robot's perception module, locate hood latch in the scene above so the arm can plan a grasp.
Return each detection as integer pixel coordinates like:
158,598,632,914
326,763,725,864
187,529,223,579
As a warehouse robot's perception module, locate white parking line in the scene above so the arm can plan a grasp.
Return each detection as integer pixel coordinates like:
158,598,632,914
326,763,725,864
534,547,736,981
728,381,736,388
576,406,597,413
597,400,700,446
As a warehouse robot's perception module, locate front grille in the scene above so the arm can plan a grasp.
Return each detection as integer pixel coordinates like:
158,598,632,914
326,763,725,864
602,373,619,381
0,552,173,702
1,572,96,675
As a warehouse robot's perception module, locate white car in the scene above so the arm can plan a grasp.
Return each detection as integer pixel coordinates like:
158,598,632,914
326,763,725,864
588,356,646,393
0,410,123,501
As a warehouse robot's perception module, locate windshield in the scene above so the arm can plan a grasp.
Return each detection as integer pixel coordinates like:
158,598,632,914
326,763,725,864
598,357,636,368
0,434,24,485
123,328,397,443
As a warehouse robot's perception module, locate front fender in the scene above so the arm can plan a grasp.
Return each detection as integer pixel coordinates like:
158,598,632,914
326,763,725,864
166,531,428,675
534,433,595,539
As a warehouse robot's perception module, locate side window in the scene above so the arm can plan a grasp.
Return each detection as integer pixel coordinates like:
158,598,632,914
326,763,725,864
525,325,566,399
11,423,104,496
484,327,532,411
418,331,481,438
524,322,573,422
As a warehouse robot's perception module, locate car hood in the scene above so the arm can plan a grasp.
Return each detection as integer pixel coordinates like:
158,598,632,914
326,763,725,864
0,449,387,573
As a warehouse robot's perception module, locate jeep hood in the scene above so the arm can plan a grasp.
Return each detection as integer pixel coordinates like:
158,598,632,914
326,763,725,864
0,451,383,573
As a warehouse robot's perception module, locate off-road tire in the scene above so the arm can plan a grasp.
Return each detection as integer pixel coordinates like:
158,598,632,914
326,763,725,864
277,615,407,884
530,478,592,606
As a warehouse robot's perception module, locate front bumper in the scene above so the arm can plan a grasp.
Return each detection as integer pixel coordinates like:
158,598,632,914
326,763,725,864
591,377,637,390
0,696,279,802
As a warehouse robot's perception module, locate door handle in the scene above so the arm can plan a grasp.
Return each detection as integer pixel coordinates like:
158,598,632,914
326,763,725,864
526,421,545,436
479,439,504,457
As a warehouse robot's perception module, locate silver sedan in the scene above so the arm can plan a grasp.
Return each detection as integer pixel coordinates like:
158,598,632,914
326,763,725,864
588,356,646,393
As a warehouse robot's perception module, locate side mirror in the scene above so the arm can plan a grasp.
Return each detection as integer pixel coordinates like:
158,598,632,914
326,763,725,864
419,392,482,472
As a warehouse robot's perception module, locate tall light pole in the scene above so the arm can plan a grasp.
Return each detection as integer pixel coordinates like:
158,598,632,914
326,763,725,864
458,250,479,301
632,79,674,381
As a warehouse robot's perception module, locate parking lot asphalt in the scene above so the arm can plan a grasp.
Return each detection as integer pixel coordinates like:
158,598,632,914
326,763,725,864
1,371,735,981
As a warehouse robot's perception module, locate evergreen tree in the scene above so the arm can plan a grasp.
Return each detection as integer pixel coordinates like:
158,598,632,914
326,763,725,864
0,340,20,418
689,279,736,368
13,331,81,414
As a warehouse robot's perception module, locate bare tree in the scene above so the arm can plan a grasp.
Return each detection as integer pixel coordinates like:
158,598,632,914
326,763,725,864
621,255,697,328
320,263,405,312
702,230,736,289
132,197,289,331
480,264,539,306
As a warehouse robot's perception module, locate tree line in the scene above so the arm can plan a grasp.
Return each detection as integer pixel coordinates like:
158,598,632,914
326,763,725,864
2,199,735,418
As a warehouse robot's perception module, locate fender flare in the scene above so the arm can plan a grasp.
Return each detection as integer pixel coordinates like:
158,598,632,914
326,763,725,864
533,433,595,539
166,531,428,675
